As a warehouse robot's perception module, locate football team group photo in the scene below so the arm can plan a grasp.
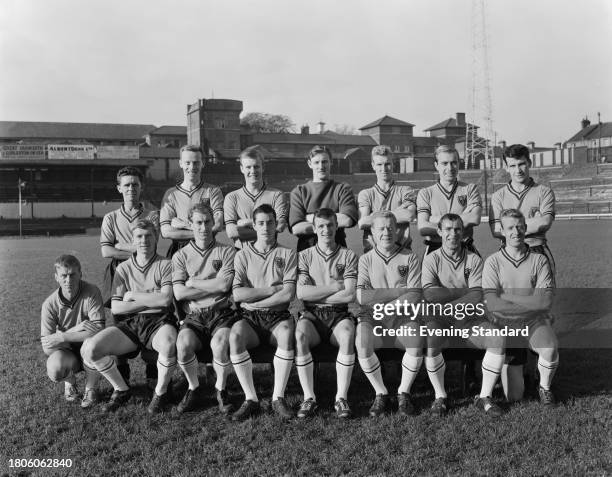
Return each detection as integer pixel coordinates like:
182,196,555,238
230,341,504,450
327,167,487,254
2,1,611,475
42,143,562,423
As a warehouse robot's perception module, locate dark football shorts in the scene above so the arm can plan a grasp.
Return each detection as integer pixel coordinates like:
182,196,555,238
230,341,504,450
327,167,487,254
241,308,293,344
180,307,237,344
115,311,177,351
299,305,355,342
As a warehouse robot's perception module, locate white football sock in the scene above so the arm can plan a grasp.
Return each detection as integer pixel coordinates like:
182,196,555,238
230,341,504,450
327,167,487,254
538,356,559,391
480,351,505,398
213,358,232,392
231,351,258,402
178,355,200,391
336,352,355,401
272,348,294,401
155,355,177,396
399,352,423,395
359,354,388,395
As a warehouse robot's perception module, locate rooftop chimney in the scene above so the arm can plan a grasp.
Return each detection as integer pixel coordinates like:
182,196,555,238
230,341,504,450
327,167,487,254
527,141,535,150
317,121,326,134
554,142,562,149
301,124,310,135
581,117,591,129
456,112,465,126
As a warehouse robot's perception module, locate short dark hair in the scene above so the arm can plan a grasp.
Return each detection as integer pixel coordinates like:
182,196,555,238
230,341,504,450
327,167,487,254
116,166,144,185
54,254,81,272
308,145,332,161
500,208,526,225
313,207,337,224
252,203,276,222
434,145,459,163
438,213,464,230
503,144,531,166
188,203,214,222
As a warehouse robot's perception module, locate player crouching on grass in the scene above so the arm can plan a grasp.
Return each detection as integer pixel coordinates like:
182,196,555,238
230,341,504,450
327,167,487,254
229,204,297,421
172,204,237,414
81,218,178,414
295,208,358,419
356,211,424,417
482,209,558,406
41,255,105,408
422,214,505,418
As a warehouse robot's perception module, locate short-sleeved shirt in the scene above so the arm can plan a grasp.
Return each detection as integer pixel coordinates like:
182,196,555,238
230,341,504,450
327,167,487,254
422,247,483,290
298,244,358,306
41,281,105,353
289,180,358,251
100,203,159,250
417,181,482,244
489,179,555,246
357,245,421,291
482,247,554,293
224,184,289,248
482,246,554,323
159,182,224,228
172,240,236,313
358,181,417,251
233,242,297,311
111,254,173,314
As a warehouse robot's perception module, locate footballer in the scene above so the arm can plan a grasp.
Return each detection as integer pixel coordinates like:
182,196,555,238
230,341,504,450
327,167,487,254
489,143,556,278
422,214,505,417
100,166,159,383
160,145,224,257
358,145,416,253
41,255,104,408
224,145,288,249
289,145,358,252
81,218,178,413
417,145,482,256
356,211,424,417
295,208,358,418
482,209,558,406
229,204,297,420
172,204,237,414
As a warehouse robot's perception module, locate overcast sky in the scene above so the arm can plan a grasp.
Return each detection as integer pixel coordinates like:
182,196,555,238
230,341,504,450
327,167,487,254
1,0,610,145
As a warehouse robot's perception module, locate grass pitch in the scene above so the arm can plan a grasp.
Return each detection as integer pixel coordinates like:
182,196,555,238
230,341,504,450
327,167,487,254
0,221,611,476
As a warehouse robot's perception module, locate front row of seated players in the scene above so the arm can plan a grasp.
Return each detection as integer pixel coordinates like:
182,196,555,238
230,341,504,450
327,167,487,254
44,205,558,416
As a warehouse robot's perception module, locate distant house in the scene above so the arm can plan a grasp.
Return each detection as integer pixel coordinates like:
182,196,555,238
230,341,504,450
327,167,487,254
565,117,612,163
424,113,471,141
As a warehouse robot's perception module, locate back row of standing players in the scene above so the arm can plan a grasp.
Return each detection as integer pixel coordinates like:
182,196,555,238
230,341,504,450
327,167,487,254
43,142,558,420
